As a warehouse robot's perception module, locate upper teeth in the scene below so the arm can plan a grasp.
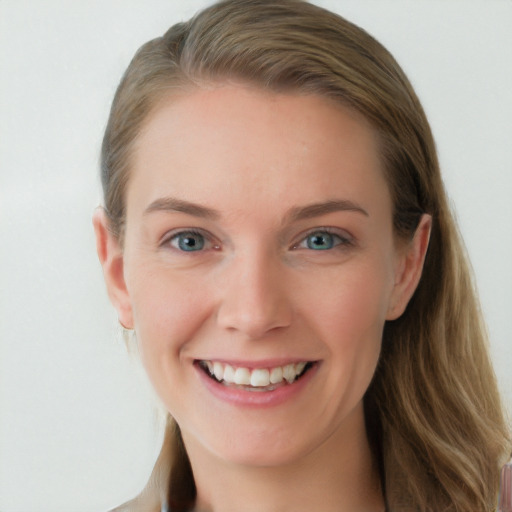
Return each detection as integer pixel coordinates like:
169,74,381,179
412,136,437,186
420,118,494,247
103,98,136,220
203,361,308,387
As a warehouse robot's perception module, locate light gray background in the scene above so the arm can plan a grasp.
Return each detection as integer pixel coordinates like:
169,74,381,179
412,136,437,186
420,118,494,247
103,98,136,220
1,1,511,511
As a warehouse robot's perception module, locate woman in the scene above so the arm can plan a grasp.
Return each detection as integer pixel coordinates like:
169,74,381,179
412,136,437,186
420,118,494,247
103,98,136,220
93,1,510,510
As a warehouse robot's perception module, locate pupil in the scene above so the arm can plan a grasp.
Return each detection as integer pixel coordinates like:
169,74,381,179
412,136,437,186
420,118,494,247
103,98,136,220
179,234,204,251
308,232,332,250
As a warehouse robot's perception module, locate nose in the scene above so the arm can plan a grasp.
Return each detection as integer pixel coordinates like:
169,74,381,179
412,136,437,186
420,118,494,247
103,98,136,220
216,250,293,339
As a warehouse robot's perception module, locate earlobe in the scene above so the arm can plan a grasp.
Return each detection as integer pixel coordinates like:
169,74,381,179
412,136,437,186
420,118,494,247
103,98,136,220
387,214,432,320
92,208,134,329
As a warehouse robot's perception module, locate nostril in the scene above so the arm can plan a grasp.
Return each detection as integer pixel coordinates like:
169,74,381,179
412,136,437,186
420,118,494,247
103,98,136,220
216,293,292,339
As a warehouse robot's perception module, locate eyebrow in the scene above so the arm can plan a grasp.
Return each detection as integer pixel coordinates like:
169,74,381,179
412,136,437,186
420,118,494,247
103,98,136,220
284,199,369,223
143,197,368,222
144,197,220,220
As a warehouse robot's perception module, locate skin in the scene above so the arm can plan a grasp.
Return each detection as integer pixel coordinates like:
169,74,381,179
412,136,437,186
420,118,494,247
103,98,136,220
94,85,431,512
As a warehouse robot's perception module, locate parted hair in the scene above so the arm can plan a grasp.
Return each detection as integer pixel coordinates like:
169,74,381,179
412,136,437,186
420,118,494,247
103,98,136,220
101,1,511,511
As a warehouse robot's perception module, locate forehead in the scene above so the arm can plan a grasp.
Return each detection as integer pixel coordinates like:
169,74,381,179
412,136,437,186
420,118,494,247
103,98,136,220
127,85,389,219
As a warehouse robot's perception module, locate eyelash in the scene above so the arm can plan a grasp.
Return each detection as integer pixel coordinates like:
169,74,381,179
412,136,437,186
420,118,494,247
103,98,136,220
291,227,354,251
161,227,354,253
163,229,219,253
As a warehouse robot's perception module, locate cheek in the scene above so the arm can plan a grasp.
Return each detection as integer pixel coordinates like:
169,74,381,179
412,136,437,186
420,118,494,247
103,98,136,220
339,278,390,333
305,258,393,337
330,284,386,374
302,259,394,383
127,266,213,374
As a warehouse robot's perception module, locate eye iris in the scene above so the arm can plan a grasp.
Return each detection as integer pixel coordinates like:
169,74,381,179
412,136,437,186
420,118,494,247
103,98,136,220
178,233,204,251
307,232,334,250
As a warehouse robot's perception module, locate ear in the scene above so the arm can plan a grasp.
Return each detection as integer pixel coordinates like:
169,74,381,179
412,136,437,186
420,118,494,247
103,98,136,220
92,208,134,329
386,214,432,320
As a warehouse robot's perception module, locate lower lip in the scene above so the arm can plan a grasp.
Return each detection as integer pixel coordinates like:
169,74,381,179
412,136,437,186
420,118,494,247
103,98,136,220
195,362,319,407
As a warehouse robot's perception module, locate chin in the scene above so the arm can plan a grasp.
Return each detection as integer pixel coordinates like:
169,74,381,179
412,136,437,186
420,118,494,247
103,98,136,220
194,425,320,469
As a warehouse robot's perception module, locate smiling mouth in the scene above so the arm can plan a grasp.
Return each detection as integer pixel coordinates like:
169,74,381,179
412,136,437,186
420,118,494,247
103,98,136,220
197,360,315,392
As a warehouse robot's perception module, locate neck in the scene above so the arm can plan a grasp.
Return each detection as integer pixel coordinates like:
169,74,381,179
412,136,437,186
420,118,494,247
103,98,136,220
182,405,384,512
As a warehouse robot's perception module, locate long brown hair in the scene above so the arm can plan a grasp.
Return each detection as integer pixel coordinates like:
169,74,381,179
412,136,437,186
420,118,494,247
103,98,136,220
102,1,511,510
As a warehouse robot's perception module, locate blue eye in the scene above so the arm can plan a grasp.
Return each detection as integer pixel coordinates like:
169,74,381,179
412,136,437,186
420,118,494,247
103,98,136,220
297,230,351,251
306,231,338,250
170,231,206,251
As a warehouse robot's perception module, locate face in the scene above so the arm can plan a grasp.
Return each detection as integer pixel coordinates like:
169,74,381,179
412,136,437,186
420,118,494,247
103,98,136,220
96,85,428,469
